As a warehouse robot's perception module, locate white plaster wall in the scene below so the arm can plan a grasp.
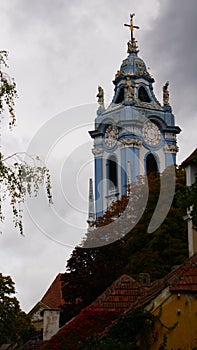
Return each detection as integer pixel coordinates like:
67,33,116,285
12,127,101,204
43,309,60,341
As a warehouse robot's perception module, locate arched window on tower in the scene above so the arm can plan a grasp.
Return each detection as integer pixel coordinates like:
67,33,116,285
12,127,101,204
107,156,118,191
138,86,151,103
114,86,125,104
146,153,158,175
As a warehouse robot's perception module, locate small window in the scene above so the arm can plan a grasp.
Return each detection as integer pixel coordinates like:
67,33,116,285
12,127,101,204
114,87,124,104
138,86,151,103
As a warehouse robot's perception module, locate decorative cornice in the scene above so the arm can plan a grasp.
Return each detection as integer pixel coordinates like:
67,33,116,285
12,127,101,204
163,144,179,153
92,148,104,157
135,100,163,111
120,138,142,147
127,38,139,54
115,69,125,80
121,126,141,136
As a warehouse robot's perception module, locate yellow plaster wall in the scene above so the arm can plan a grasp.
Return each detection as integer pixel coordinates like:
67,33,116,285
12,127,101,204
32,320,43,331
150,293,197,350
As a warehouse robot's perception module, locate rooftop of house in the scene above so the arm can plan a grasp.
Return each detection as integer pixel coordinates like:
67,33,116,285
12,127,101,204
41,253,197,349
169,254,197,292
40,273,64,309
29,273,64,317
126,253,197,314
40,274,146,349
181,148,197,168
92,274,146,311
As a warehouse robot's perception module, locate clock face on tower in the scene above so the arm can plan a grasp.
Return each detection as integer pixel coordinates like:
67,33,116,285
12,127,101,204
142,121,161,146
104,125,119,149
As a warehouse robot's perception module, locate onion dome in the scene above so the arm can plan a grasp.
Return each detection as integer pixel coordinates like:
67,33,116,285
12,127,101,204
114,38,154,84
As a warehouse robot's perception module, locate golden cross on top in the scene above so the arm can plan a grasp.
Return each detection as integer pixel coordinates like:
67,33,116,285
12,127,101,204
124,13,139,40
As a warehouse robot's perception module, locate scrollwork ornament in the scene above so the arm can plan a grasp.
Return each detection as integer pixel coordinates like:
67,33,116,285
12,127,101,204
92,148,104,156
163,144,179,153
120,138,142,147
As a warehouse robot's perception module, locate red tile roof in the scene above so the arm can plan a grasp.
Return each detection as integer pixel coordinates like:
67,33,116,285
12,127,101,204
93,274,146,312
41,275,145,350
126,253,197,313
169,264,197,292
41,273,63,309
181,148,197,168
41,254,197,349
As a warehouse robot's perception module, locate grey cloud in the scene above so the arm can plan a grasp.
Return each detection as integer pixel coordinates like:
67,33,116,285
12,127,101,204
137,0,197,161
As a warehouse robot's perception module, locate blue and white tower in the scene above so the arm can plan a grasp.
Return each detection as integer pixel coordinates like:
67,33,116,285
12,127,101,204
89,14,181,220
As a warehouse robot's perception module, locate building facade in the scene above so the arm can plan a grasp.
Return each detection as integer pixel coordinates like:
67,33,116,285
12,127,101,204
89,14,181,220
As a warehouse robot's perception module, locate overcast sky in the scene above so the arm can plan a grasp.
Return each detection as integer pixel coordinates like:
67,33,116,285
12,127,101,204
0,0,196,312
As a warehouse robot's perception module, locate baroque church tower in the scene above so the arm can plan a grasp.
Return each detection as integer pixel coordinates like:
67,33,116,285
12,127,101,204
88,14,180,222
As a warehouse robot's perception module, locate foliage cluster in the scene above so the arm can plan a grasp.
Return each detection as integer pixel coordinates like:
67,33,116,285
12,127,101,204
79,308,156,350
0,50,52,234
60,168,188,326
0,50,17,128
0,152,52,234
177,152,197,229
41,308,119,350
43,307,173,350
0,273,35,346
60,240,124,324
0,48,52,345
84,178,146,246
190,174,197,228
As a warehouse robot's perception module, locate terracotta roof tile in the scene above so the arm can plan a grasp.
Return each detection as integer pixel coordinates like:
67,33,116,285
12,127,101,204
41,275,145,349
125,253,197,313
41,254,197,349
169,265,197,292
92,274,145,312
41,274,63,309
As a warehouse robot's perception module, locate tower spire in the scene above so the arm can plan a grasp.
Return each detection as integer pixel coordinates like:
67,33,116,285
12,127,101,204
124,13,140,54
124,13,139,41
87,178,95,229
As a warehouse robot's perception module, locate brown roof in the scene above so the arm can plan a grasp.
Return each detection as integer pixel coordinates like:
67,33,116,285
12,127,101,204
126,253,197,313
181,148,197,168
41,254,197,349
93,274,146,312
41,274,63,309
169,257,197,292
41,275,145,350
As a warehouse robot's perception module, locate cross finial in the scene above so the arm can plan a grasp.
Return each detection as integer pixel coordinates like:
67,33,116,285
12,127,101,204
124,13,139,40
